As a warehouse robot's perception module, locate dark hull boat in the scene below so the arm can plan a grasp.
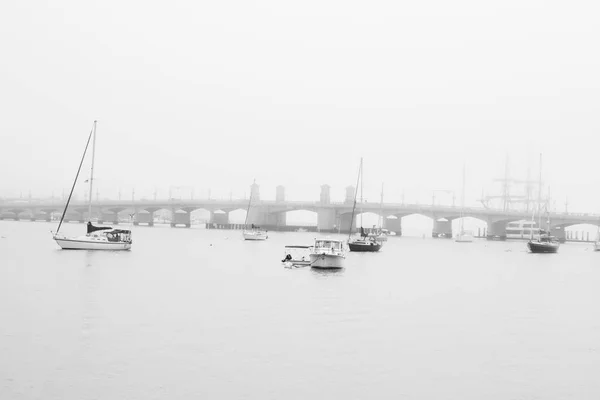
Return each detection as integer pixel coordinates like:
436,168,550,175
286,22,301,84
527,238,559,253
348,239,382,252
526,154,559,254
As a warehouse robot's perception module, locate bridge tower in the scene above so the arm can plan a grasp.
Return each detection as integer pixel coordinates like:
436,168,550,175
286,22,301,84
250,181,260,201
274,185,286,227
432,217,453,238
486,218,507,240
276,185,285,202
317,184,336,232
345,186,355,204
320,185,330,204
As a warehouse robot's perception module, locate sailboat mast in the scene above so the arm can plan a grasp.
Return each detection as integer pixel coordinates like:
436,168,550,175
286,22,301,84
243,179,255,227
348,159,362,241
460,163,466,232
55,123,95,234
360,158,364,230
537,153,542,238
87,120,97,222
379,183,384,229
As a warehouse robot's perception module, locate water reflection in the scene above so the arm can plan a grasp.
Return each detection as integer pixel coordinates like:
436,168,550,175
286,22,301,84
310,268,345,278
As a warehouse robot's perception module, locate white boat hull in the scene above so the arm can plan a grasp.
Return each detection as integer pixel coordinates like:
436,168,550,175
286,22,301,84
309,253,345,269
54,237,131,250
243,230,268,240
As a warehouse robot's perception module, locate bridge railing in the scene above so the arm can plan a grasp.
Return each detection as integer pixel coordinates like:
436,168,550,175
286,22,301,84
2,198,600,219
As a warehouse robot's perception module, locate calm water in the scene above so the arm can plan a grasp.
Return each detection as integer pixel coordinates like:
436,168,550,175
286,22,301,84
1,221,600,399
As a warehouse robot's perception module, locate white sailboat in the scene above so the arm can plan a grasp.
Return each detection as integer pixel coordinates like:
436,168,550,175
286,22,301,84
52,121,132,250
242,179,268,241
455,163,474,242
368,183,388,244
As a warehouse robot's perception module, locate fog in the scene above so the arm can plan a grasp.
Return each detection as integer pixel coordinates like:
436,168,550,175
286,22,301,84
1,0,599,210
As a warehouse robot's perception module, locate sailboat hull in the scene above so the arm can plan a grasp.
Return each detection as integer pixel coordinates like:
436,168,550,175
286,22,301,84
54,236,131,250
348,241,381,252
527,241,559,253
243,230,268,240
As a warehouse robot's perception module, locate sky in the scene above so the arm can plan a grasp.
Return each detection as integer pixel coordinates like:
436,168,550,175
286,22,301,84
1,0,599,212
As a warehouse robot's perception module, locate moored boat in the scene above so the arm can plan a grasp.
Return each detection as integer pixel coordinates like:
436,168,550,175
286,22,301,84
348,237,382,252
54,223,132,250
52,121,132,251
309,238,345,269
527,233,559,253
242,179,268,241
243,225,268,240
527,154,559,254
348,158,381,253
282,245,312,267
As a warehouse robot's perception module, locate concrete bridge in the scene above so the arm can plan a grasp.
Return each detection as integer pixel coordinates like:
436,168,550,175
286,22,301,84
2,184,599,242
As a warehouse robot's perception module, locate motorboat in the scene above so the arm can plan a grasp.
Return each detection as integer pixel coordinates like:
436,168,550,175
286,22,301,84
309,238,345,269
282,245,312,267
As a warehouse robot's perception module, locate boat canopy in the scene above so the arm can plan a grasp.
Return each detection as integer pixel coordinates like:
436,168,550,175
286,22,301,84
110,229,132,234
87,222,112,234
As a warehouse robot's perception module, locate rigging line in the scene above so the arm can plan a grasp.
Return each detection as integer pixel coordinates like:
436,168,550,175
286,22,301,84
243,179,255,228
55,123,95,235
348,158,362,242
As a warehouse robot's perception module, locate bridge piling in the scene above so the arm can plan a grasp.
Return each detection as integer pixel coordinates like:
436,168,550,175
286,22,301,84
384,217,402,236
487,219,507,241
432,219,452,238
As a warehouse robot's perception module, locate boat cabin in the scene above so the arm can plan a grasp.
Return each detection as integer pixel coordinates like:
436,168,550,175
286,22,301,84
536,234,558,243
105,229,132,243
313,239,344,252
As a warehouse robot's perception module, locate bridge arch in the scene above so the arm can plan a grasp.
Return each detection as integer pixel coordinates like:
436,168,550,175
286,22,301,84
229,208,249,224
393,213,435,237
352,211,384,229
452,216,488,236
282,209,318,228
559,223,599,242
